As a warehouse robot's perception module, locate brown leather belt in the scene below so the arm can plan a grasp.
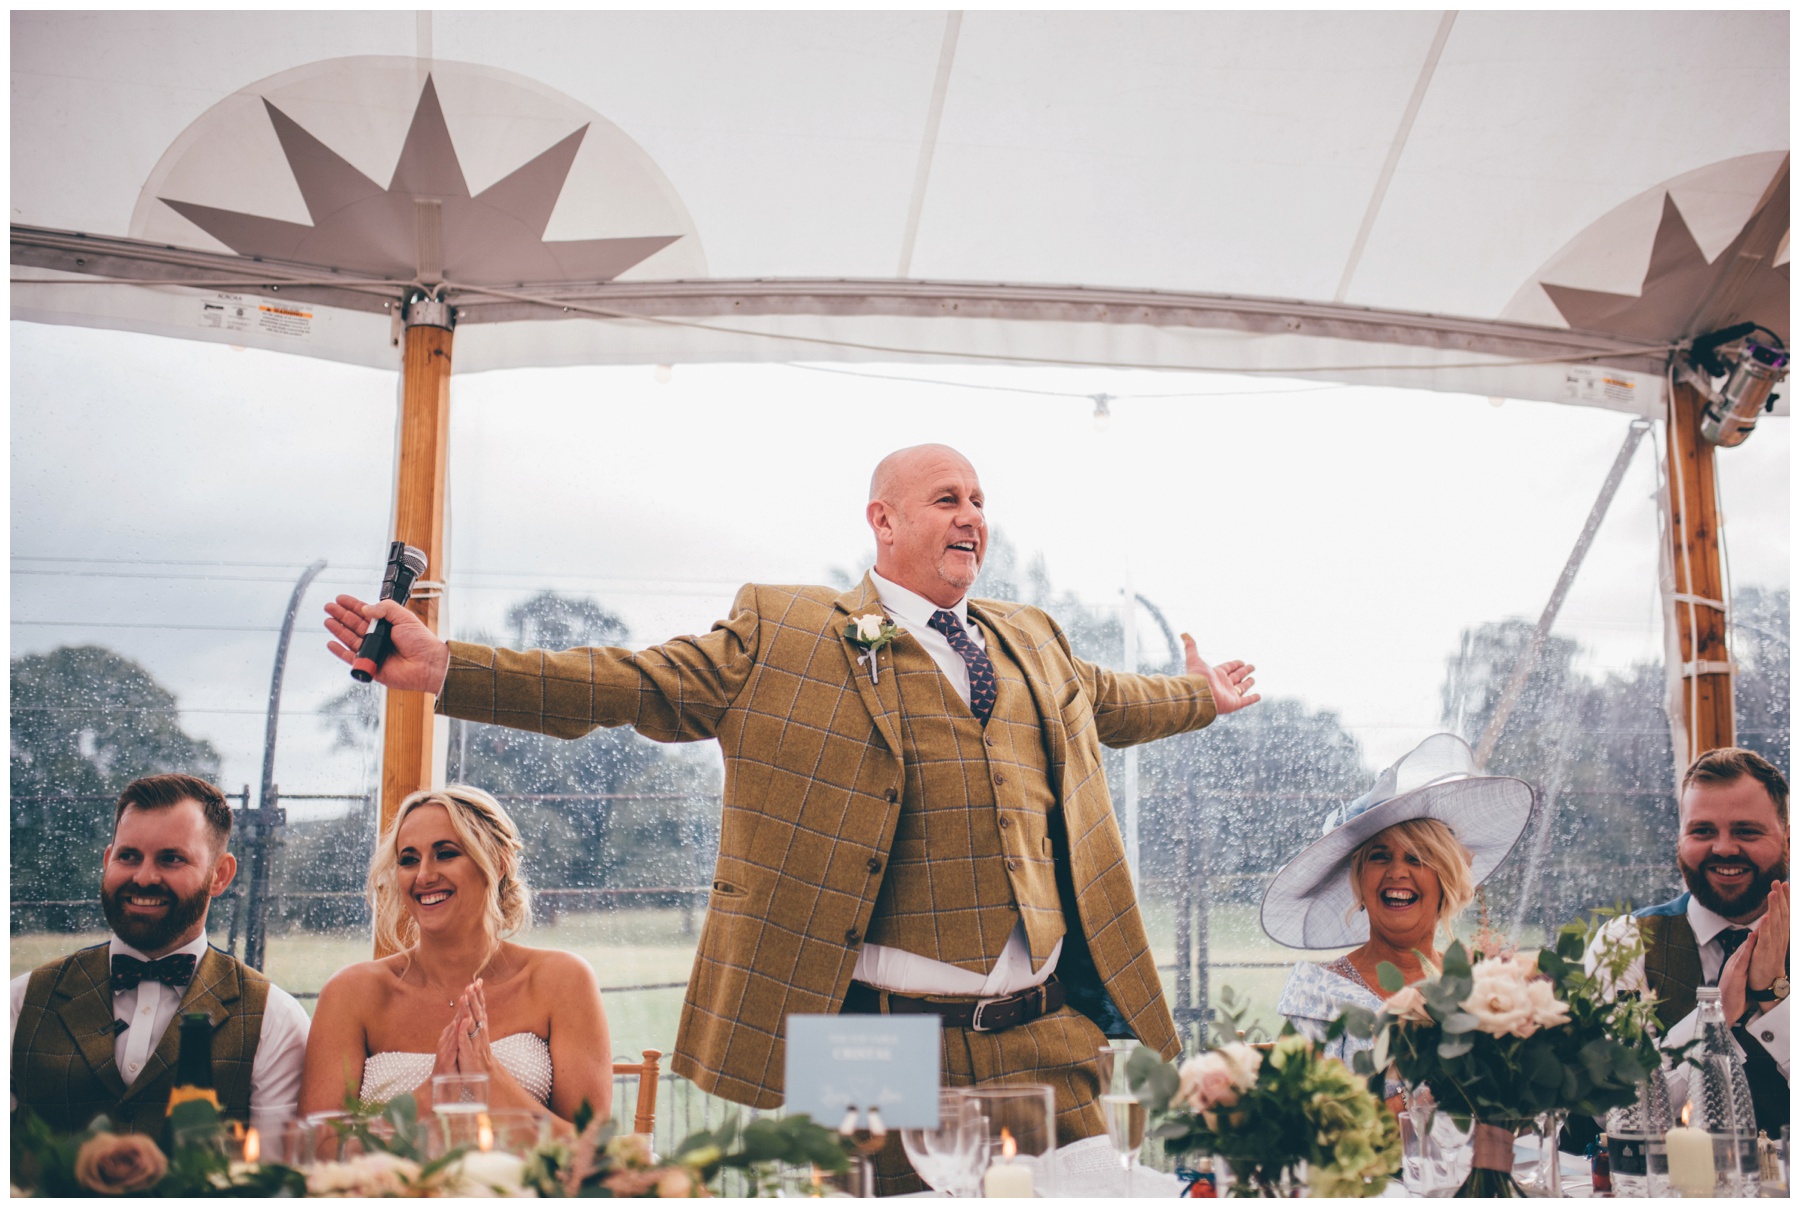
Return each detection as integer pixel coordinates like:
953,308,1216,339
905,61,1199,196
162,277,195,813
840,976,1064,1033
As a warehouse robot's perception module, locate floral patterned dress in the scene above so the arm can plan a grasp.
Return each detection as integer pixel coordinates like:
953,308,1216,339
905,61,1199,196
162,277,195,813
1275,956,1384,1067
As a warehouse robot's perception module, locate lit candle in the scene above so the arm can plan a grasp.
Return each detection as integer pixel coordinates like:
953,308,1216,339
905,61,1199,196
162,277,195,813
984,1128,1035,1198
477,1112,494,1153
244,1127,260,1165
1665,1104,1714,1197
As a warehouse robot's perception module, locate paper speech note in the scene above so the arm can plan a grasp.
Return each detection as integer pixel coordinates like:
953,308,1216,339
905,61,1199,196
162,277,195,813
783,1014,942,1129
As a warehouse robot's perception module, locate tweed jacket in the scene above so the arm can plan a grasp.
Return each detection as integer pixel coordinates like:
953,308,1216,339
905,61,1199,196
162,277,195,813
13,943,268,1134
438,574,1215,1108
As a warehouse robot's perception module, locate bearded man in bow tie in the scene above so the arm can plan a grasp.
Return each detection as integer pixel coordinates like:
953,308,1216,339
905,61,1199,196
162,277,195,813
327,443,1259,1192
11,774,311,1133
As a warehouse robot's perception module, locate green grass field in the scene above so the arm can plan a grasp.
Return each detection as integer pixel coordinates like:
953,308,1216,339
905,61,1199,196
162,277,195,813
11,900,1343,1057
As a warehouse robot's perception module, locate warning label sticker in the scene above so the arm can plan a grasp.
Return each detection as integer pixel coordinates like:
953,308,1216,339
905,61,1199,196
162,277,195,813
1562,365,1642,407
199,293,313,339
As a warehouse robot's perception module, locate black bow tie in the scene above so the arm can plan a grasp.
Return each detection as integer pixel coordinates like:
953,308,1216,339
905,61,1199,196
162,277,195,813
111,952,197,993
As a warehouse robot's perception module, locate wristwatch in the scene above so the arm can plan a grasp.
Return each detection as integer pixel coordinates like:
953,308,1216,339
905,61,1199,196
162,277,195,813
1746,974,1790,1004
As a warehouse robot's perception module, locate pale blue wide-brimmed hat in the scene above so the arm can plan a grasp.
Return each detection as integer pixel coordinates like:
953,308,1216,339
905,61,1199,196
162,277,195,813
1259,733,1535,950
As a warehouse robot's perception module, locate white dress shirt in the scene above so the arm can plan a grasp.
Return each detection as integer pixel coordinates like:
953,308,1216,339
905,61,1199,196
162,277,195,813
11,932,312,1113
852,570,1063,997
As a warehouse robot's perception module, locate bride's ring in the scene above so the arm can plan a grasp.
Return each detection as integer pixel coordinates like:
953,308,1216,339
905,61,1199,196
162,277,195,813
467,1021,482,1038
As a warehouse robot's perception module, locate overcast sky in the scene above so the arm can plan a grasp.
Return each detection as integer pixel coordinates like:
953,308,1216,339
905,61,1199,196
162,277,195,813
11,321,1789,810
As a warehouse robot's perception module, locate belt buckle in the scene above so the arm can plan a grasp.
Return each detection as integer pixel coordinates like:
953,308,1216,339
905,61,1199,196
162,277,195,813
969,995,1003,1033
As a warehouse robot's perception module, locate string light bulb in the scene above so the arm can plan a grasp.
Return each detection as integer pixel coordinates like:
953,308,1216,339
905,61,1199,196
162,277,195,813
1091,393,1113,432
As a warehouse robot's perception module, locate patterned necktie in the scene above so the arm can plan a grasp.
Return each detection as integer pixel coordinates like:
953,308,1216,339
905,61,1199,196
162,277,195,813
928,609,997,725
111,952,197,994
1715,926,1752,970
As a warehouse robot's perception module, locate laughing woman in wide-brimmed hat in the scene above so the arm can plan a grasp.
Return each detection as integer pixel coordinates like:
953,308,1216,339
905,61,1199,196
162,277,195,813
1260,733,1535,1066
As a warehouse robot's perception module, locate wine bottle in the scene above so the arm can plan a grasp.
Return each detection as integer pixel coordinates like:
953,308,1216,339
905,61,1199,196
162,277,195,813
162,1011,220,1149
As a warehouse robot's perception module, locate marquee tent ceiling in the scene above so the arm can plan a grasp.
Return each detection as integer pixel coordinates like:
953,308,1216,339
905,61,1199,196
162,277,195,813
11,10,1790,414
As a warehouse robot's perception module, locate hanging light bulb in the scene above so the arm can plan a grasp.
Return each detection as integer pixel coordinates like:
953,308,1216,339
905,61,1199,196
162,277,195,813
1091,393,1113,432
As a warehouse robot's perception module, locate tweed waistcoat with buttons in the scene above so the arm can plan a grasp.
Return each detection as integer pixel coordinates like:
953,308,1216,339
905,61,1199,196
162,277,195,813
1639,912,1704,1032
865,625,1066,972
12,943,269,1135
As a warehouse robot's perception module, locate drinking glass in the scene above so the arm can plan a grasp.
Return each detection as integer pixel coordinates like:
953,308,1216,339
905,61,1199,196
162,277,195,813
961,1085,1056,1198
431,1072,491,1153
1095,1042,1145,1191
900,1090,983,1196
431,1072,491,1113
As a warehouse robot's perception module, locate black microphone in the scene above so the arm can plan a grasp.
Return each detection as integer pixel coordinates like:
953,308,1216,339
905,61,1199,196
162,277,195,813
350,541,429,683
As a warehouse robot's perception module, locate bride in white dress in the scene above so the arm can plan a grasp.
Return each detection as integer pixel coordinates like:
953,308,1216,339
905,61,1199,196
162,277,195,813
299,785,611,1131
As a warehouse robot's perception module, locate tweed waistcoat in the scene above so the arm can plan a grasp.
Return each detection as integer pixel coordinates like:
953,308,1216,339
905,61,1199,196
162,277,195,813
1634,895,1704,1033
12,943,269,1135
865,627,1066,972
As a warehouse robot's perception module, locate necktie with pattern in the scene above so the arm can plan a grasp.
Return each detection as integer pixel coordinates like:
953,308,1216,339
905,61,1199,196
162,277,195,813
1715,926,1752,969
928,609,997,725
111,952,198,993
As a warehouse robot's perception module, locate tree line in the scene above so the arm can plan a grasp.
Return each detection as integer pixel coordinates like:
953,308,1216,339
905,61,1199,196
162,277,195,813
11,553,1787,943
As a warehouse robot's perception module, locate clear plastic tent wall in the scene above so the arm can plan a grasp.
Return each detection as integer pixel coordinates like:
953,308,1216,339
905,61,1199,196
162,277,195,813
10,11,1790,1144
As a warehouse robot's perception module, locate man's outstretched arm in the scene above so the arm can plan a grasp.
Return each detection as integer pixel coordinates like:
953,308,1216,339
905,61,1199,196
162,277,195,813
1074,631,1259,747
324,589,761,743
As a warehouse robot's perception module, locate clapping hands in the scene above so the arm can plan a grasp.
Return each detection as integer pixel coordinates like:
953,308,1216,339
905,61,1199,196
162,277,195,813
431,978,496,1077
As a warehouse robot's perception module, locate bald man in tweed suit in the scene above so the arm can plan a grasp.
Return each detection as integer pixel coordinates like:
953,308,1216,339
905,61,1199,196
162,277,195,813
327,444,1259,1192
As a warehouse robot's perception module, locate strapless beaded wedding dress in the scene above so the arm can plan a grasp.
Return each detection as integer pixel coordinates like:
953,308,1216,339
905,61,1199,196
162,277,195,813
358,1032,553,1105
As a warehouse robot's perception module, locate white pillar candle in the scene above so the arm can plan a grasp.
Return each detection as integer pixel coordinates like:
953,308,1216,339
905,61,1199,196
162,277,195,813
1665,1123,1713,1197
984,1159,1035,1198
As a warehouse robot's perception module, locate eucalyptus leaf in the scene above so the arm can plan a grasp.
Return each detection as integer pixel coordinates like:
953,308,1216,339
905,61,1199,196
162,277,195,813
1376,962,1405,993
1440,1012,1480,1035
1437,1036,1474,1060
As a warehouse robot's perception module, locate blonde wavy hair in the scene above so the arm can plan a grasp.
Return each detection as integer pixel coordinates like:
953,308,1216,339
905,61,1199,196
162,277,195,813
1347,817,1474,934
368,784,531,956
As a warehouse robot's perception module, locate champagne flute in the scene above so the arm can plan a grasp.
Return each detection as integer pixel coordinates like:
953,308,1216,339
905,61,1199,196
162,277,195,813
1096,1042,1146,1192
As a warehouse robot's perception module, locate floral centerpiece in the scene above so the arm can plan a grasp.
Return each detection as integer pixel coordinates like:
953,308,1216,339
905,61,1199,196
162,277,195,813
1333,919,1661,1197
1126,1028,1401,1197
11,1093,849,1199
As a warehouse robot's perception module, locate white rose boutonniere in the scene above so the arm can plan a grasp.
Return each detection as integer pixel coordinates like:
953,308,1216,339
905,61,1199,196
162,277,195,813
846,613,903,684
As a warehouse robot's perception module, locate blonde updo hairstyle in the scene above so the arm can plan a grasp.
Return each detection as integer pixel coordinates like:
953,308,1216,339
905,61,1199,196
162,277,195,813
1347,817,1475,933
368,784,531,956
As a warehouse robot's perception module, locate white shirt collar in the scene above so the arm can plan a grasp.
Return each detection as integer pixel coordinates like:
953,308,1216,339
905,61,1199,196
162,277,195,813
109,930,211,965
1685,894,1751,947
868,568,968,633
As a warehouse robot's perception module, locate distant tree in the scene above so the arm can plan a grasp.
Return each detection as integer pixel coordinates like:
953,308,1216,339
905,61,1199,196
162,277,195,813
1732,586,1789,776
11,645,222,932
314,591,721,924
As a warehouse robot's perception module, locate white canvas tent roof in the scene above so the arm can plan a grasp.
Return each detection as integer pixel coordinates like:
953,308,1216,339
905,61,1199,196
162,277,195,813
12,11,1790,414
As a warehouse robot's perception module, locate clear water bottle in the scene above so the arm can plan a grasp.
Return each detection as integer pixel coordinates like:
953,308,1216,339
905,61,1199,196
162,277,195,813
1605,1053,1673,1197
1692,986,1760,1196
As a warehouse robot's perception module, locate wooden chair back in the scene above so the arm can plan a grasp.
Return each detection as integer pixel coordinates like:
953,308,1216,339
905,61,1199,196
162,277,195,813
612,1048,664,1137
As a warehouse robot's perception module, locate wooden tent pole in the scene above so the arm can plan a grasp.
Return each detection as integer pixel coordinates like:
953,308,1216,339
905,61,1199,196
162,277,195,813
1664,380,1734,766
377,293,454,927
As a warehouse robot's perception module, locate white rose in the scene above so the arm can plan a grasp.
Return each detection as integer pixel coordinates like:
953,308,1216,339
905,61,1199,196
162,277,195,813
1526,977,1572,1030
1462,956,1538,1038
855,614,886,642
1383,985,1432,1023
1215,1042,1263,1093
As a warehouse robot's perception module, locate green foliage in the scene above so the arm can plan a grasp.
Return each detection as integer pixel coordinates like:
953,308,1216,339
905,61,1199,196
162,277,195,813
1132,1019,1400,1198
1361,928,1659,1127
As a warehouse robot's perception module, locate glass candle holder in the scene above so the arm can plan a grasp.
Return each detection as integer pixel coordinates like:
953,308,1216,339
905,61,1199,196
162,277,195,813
960,1084,1056,1199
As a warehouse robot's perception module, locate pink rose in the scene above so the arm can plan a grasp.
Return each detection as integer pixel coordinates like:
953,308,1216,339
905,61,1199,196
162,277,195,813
1526,977,1571,1029
74,1132,167,1195
1462,954,1538,1038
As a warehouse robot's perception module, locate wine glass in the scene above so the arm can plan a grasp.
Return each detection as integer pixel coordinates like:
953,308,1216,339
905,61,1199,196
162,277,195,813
1096,1042,1146,1192
900,1090,982,1196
